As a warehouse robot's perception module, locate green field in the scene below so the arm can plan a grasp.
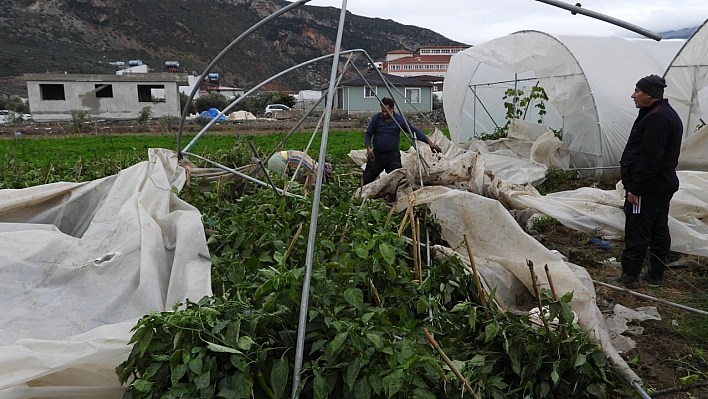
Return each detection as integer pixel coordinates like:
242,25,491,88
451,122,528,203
0,130,371,188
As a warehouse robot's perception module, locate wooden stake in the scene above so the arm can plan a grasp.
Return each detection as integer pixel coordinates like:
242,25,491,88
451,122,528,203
284,223,303,262
398,192,415,236
423,328,479,399
527,260,556,346
415,219,423,284
544,264,570,340
216,176,223,197
463,235,488,310
544,264,559,301
368,278,382,307
44,162,53,185
411,209,420,282
335,220,350,256
385,204,396,227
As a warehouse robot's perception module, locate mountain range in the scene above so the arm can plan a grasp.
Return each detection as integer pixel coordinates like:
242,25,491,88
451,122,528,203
0,0,463,96
0,1,699,97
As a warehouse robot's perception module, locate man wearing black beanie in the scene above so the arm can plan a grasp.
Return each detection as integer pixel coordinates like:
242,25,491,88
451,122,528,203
612,74,683,289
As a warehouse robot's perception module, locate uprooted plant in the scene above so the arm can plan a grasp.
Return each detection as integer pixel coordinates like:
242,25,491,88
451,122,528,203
116,172,628,398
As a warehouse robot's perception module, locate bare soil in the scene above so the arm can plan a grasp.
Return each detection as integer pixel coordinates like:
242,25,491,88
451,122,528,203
536,177,708,398
0,118,364,139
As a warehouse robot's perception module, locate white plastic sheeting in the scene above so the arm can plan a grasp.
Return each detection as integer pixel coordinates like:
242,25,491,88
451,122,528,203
0,149,213,398
444,31,684,171
678,124,708,171
664,18,708,138
350,141,640,385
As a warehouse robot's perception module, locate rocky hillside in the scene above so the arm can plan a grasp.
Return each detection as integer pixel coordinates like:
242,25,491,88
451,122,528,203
0,0,465,95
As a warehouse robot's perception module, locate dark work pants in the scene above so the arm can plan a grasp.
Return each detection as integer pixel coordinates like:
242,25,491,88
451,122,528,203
362,150,402,184
621,193,673,279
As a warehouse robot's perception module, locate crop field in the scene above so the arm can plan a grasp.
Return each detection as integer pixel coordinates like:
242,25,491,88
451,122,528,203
2,130,706,398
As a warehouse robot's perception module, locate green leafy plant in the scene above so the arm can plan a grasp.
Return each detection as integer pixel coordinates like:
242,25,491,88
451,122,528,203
531,216,560,232
478,84,550,141
69,109,89,133
137,106,153,125
117,170,625,398
537,168,578,195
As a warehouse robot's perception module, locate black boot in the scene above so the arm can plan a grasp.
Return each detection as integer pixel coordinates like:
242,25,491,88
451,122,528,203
609,274,640,289
642,255,667,285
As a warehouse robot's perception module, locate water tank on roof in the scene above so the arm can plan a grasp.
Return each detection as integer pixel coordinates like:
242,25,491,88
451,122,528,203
165,61,180,68
208,73,219,84
128,60,143,67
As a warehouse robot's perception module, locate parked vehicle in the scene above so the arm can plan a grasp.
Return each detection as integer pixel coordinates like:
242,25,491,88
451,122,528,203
0,110,11,124
0,110,31,124
264,104,291,118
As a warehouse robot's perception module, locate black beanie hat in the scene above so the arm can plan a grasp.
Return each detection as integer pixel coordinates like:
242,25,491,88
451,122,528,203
636,74,667,99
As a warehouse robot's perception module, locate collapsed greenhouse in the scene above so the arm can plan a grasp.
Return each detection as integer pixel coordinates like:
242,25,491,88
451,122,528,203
444,26,708,173
2,2,708,398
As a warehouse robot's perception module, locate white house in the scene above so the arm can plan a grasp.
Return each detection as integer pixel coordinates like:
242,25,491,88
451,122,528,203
25,73,189,122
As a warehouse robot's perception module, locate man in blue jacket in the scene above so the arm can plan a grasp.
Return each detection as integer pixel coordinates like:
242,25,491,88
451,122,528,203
362,97,441,185
612,75,683,289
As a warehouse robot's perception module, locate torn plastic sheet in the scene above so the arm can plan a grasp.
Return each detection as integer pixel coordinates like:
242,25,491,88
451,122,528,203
0,149,213,398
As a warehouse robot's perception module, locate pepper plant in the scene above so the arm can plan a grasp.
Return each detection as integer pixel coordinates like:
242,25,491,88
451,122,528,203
116,161,628,398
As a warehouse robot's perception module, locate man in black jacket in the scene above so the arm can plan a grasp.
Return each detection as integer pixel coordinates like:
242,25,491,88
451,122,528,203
362,97,441,185
612,74,683,288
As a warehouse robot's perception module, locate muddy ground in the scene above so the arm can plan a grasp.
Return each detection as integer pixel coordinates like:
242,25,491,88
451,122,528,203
534,176,708,398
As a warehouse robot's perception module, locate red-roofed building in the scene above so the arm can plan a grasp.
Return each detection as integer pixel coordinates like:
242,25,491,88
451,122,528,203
382,45,470,90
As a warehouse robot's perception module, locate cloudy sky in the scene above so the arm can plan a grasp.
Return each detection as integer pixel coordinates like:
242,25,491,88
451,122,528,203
295,0,708,45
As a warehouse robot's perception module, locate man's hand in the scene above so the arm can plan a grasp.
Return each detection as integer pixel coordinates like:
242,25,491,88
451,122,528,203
627,191,639,205
366,148,375,162
429,142,442,153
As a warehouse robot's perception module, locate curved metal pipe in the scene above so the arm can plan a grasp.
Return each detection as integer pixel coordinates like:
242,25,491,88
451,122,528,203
176,0,312,156
535,0,662,41
181,48,370,154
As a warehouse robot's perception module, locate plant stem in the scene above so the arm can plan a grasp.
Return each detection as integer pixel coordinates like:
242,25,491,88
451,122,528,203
463,235,489,316
423,328,479,399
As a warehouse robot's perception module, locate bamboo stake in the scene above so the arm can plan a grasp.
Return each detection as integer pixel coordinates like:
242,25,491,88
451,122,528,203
415,219,423,284
423,328,479,399
385,204,396,227
44,162,53,185
398,193,415,236
398,214,410,237
527,260,556,346
284,223,303,262
368,278,382,307
463,235,488,310
216,176,223,197
411,208,420,282
335,220,349,256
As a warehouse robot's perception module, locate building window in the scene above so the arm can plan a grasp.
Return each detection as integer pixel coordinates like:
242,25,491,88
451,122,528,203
40,84,65,101
390,65,401,71
95,84,114,98
137,84,166,102
405,88,421,104
364,85,377,98
403,65,413,70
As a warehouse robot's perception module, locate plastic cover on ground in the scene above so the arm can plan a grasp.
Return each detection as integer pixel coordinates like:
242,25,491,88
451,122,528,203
351,129,708,385
349,140,640,384
0,149,213,398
